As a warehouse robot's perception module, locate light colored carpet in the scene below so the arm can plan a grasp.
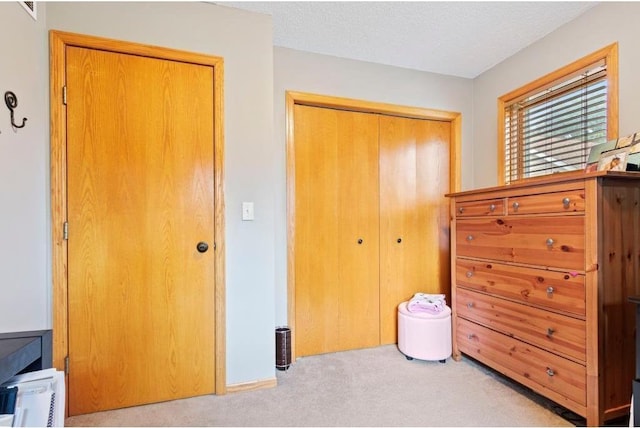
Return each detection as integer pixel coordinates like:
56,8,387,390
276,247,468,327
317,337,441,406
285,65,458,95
65,344,575,427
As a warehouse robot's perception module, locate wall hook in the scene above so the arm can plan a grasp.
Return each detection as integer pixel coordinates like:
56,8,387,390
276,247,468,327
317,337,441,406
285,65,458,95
4,91,27,129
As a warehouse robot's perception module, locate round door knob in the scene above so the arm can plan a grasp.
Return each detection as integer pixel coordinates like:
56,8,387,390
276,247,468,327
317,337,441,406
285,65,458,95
357,239,363,244
397,238,402,243
196,242,209,253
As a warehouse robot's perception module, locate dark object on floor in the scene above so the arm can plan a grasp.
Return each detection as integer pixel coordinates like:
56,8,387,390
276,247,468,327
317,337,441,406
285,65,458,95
275,326,291,371
403,354,446,363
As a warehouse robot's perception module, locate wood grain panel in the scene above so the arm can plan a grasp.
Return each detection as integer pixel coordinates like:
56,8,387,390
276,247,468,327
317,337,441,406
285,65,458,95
67,46,215,414
379,116,451,344
455,198,505,217
49,31,69,377
599,181,640,417
456,258,585,316
583,178,601,425
456,288,586,362
457,318,586,410
508,190,586,215
450,172,587,201
456,216,585,270
294,105,380,356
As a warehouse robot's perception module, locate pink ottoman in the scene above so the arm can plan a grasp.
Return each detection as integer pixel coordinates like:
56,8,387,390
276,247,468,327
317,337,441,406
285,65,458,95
397,301,452,362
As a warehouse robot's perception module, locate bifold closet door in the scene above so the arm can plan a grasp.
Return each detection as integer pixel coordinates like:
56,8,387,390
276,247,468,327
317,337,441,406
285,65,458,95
294,105,381,357
379,115,451,344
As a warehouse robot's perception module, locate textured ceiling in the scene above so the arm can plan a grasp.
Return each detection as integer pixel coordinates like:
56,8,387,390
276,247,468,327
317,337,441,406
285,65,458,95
218,1,598,78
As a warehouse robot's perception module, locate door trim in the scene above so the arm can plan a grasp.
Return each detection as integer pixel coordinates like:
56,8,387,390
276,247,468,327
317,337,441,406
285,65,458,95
286,91,462,361
50,30,226,395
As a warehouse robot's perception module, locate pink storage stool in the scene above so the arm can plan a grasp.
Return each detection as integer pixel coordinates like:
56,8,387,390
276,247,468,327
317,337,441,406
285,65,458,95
397,301,452,363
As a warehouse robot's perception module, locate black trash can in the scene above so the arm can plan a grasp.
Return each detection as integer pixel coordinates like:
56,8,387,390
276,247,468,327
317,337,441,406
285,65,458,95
275,326,291,371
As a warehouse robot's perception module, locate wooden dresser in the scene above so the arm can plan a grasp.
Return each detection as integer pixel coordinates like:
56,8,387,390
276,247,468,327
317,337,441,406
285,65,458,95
448,171,640,426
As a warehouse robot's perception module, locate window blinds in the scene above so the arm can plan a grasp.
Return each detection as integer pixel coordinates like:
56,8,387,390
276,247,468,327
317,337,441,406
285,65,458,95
504,63,607,184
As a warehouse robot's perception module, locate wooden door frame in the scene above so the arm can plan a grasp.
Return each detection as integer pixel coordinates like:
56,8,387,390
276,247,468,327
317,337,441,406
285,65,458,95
286,91,462,361
50,30,226,394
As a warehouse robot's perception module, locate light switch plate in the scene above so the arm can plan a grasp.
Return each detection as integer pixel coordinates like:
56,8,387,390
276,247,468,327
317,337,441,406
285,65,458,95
242,202,254,221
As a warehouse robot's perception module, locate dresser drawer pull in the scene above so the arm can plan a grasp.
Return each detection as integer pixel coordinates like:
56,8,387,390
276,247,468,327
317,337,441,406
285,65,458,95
466,235,474,242
546,286,554,296
458,207,464,214
546,367,555,377
512,201,520,211
562,197,571,208
546,238,554,247
466,302,474,309
466,271,474,278
546,327,555,337
489,204,496,212
467,334,476,340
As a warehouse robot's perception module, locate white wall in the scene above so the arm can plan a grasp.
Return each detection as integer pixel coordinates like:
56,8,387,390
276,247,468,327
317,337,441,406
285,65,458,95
0,1,277,386
473,2,640,189
273,47,474,325
0,2,49,332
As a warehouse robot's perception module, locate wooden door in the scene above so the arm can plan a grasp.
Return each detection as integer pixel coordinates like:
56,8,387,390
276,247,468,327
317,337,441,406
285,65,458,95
293,105,380,357
379,116,451,344
66,46,215,415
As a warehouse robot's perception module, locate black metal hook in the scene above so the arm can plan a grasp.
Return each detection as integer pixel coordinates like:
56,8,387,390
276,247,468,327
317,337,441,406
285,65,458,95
4,91,27,129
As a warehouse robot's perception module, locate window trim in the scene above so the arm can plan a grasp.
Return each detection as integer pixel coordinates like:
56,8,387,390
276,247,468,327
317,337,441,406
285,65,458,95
497,43,618,185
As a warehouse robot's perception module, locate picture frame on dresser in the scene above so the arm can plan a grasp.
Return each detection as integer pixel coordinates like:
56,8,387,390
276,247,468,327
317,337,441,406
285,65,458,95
586,131,640,173
597,147,629,171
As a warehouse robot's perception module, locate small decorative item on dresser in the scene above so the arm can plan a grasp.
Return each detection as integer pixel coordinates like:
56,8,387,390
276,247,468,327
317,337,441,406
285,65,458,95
597,147,629,171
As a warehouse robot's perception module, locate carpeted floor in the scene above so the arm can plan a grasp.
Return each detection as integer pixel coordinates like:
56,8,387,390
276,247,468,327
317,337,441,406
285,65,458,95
65,344,599,426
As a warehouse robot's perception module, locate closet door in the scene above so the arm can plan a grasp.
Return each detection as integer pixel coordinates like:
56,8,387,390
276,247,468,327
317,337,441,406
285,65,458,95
294,105,380,357
379,116,451,344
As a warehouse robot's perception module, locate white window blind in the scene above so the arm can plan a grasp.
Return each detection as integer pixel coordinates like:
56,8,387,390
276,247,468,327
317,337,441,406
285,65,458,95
504,62,608,184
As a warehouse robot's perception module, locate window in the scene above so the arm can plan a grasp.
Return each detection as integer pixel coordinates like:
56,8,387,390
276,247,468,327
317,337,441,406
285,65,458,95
498,44,618,184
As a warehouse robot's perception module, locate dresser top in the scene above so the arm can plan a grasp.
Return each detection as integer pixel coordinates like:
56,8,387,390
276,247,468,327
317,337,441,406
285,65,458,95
446,171,640,198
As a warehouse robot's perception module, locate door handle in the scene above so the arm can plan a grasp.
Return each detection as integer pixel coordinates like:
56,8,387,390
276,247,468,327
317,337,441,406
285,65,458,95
196,242,209,253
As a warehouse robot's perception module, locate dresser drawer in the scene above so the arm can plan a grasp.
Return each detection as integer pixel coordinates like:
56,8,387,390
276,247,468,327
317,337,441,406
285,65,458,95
508,190,585,215
455,259,585,316
456,216,585,270
456,198,505,217
456,288,586,362
457,317,586,407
